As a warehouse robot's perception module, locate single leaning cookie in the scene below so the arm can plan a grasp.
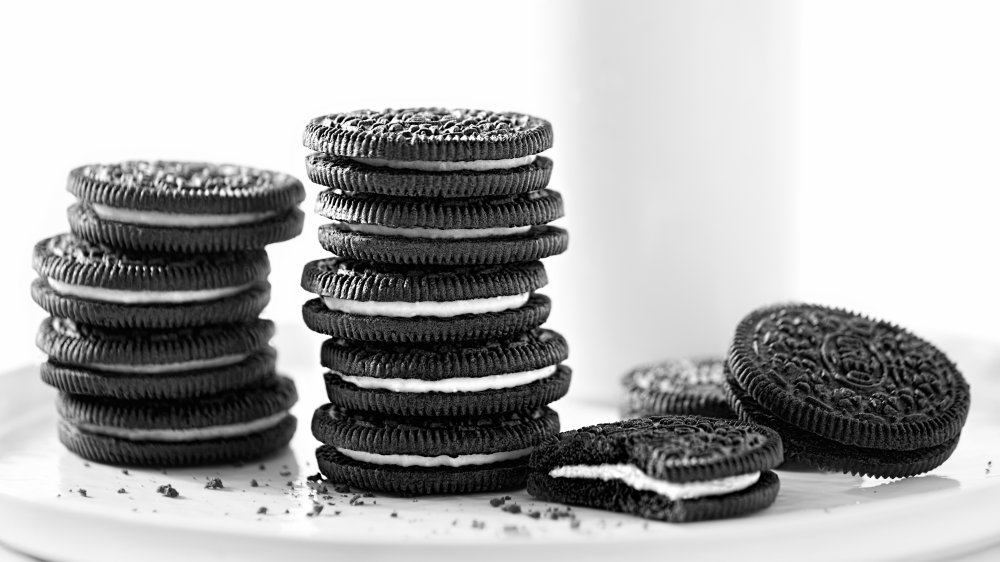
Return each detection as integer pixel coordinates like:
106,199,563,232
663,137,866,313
67,161,305,252
301,257,550,342
313,404,560,495
527,416,783,522
620,357,734,419
57,375,297,466
36,317,275,399
32,233,270,329
321,329,571,416
727,303,971,478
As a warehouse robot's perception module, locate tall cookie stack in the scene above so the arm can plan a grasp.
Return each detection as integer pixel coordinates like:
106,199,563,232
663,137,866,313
31,161,305,466
301,108,571,494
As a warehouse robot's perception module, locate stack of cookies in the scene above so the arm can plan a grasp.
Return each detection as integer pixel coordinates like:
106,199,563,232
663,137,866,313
31,161,305,466
300,108,571,494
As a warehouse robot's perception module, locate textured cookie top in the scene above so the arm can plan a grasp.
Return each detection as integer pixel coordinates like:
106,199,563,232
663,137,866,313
58,375,297,430
321,328,568,380
530,416,783,483
33,233,269,291
623,358,727,398
301,257,546,302
68,161,305,214
728,303,970,450
303,108,552,161
312,404,559,456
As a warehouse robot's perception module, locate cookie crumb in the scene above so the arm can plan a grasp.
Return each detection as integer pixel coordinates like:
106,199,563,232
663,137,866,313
78,489,88,497
121,469,129,475
501,503,521,514
279,471,292,477
334,511,341,516
156,484,179,498
570,519,581,529
527,511,541,519
250,479,259,487
306,473,323,482
285,509,290,514
390,511,398,518
307,503,324,517
471,519,486,529
333,483,351,494
83,462,90,468
489,497,505,507
257,507,268,515
258,464,266,471
117,488,127,494
204,478,224,490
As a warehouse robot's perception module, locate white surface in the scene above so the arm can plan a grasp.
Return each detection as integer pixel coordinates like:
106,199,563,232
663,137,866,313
1,336,999,562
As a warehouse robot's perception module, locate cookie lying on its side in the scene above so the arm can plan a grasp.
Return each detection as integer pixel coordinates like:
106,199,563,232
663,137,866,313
620,357,734,419
57,375,297,466
313,405,560,495
67,161,305,252
31,233,270,329
36,317,275,399
527,416,783,522
321,328,571,416
727,303,971,478
301,257,550,342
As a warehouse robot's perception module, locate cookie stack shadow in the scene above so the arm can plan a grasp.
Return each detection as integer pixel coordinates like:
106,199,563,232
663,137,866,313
31,161,305,466
300,108,571,495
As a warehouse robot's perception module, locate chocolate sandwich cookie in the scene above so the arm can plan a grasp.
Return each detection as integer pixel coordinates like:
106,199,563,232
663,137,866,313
527,416,783,522
301,257,550,342
727,303,971,478
313,405,560,495
314,188,566,265
305,153,554,198
620,357,734,420
36,317,275,398
321,329,571,416
32,234,270,329
57,375,297,466
67,161,305,252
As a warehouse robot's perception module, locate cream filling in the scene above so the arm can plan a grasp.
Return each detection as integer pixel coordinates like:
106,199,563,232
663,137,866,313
548,464,761,501
329,220,531,239
47,278,254,304
336,446,533,468
351,154,536,172
78,411,289,442
85,353,248,374
92,203,278,227
335,365,558,393
322,292,529,318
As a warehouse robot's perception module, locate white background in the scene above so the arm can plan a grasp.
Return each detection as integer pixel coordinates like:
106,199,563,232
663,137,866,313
1,0,998,405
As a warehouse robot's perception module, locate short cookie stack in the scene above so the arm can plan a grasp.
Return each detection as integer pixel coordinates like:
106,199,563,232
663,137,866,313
300,108,570,494
31,161,305,466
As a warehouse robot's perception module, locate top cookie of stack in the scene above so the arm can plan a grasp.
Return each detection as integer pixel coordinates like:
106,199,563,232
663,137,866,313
304,108,568,265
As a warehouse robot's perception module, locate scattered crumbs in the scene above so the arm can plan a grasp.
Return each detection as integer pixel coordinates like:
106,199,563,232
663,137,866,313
489,497,505,507
333,483,351,494
78,489,88,498
259,464,266,471
307,503,324,517
412,498,419,503
501,503,521,514
121,469,129,475
156,484,179,498
390,512,398,518
349,494,362,505
471,520,486,530
250,479,259,487
56,494,61,498
83,462,90,468
285,509,290,514
334,511,341,516
451,520,458,527
987,460,993,475
117,488,127,494
204,478,224,490
527,511,541,519
279,471,292,477
570,519,581,529
257,507,268,515
286,481,295,488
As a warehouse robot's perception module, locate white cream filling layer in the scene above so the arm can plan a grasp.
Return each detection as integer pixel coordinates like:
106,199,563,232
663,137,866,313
335,365,558,393
330,220,531,240
47,278,254,304
78,411,290,442
548,464,761,501
85,354,248,374
322,292,529,318
351,155,536,172
92,204,278,227
336,446,533,468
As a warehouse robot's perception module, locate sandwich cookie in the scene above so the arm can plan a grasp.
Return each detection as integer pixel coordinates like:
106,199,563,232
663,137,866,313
32,233,270,329
527,416,783,522
36,318,275,399
620,357,734,420
313,405,560,495
727,303,971,478
57,375,297,466
321,328,571,416
315,189,566,265
67,161,305,252
305,153,554,198
301,258,550,342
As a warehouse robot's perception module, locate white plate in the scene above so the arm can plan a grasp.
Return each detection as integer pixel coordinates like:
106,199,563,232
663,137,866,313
1,337,999,562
